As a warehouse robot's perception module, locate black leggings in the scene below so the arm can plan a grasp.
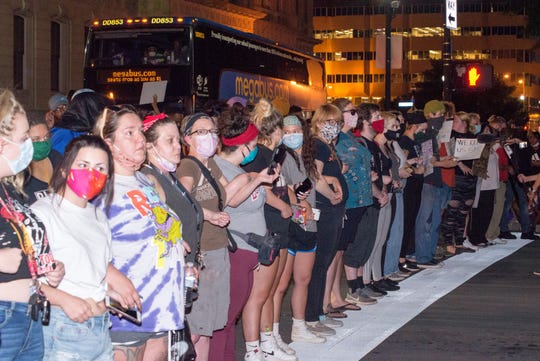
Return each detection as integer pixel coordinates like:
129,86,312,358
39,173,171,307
440,174,477,246
401,175,423,257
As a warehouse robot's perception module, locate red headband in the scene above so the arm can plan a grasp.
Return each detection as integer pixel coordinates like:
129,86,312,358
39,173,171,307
221,123,259,146
143,113,167,131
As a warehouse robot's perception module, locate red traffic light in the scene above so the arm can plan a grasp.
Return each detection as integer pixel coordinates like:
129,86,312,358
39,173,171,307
454,63,493,90
467,66,481,87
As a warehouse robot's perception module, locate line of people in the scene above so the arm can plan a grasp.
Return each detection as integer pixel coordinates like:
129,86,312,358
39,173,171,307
1,88,537,361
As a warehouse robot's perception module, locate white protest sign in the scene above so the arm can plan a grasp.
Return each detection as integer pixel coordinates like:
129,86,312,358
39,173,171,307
421,140,434,176
139,80,168,105
437,120,453,143
453,138,485,160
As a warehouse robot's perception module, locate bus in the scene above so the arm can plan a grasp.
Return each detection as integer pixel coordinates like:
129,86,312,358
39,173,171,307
84,17,326,112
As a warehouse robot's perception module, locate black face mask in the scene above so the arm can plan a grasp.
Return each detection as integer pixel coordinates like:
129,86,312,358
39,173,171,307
399,123,406,136
428,116,445,132
385,129,400,141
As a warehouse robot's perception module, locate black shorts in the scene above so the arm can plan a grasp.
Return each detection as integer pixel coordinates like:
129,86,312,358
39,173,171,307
287,222,317,255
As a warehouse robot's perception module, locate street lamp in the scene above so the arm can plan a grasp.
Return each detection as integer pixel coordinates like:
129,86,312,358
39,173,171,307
384,1,400,110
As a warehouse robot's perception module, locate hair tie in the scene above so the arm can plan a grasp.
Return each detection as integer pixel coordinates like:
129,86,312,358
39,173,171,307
143,113,167,132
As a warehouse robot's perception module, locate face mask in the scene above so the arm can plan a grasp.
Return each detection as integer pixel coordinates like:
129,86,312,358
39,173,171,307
195,133,218,158
240,145,258,165
385,129,400,141
371,118,385,133
112,144,145,171
151,144,176,172
474,124,482,135
32,139,52,161
320,123,340,142
2,138,33,175
414,131,427,143
429,116,445,132
67,168,107,200
344,112,358,128
283,133,303,150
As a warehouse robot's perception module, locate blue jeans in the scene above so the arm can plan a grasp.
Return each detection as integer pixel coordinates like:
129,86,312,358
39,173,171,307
0,301,44,361
43,306,113,361
384,190,404,276
415,183,444,264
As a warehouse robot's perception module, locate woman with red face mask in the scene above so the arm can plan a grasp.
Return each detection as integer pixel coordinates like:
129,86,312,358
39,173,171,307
31,135,116,360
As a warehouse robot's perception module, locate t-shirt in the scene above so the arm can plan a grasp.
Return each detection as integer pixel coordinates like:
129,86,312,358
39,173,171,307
0,185,55,284
23,150,62,205
335,131,373,209
96,172,184,333
360,136,384,203
31,194,111,302
215,155,266,252
313,138,349,207
242,144,291,236
281,152,317,232
177,157,228,251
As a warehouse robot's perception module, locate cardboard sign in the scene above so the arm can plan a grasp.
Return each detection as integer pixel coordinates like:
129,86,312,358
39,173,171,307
453,138,485,160
139,80,168,105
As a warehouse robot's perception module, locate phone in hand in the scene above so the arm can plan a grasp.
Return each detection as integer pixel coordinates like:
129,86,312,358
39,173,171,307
295,178,312,198
106,296,142,325
268,146,287,175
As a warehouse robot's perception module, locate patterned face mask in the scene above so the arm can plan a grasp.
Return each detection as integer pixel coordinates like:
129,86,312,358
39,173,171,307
320,123,340,142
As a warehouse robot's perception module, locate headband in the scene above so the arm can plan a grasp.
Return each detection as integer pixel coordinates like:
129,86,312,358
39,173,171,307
221,123,259,146
183,112,211,135
143,113,167,132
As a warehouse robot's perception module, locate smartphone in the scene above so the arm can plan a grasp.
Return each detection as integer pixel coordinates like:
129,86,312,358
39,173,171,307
106,296,142,325
295,177,312,198
268,146,287,175
519,141,528,149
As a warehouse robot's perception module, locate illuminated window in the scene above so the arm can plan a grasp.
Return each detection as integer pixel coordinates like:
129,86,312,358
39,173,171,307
13,15,24,89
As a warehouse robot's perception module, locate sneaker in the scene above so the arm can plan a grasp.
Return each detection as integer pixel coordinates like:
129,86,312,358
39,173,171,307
499,231,517,239
361,284,385,298
463,238,480,251
319,315,343,328
398,263,413,274
388,272,406,281
374,279,400,291
521,232,540,240
260,336,297,361
345,290,377,305
403,260,420,272
417,259,443,269
291,323,326,343
305,321,336,337
489,238,507,245
533,271,540,276
245,349,265,361
274,334,296,356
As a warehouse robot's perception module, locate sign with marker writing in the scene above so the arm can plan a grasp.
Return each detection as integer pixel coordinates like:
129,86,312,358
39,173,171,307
453,138,485,160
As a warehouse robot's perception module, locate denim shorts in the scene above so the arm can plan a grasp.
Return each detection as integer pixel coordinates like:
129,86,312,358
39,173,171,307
0,301,44,361
43,306,113,361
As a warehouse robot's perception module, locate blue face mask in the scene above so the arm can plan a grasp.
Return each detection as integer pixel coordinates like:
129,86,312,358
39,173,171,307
282,133,303,150
240,144,258,165
474,124,482,134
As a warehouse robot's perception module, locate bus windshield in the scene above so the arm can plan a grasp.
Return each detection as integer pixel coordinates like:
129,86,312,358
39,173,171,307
87,28,191,68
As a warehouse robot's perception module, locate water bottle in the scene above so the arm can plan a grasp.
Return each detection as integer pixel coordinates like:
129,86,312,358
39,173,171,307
184,262,198,308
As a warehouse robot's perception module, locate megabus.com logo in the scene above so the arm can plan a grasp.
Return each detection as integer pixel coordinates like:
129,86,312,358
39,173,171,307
234,76,289,102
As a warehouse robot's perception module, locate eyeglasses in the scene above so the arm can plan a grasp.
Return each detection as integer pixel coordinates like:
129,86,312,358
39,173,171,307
189,128,219,136
343,109,357,116
325,119,338,125
54,105,67,112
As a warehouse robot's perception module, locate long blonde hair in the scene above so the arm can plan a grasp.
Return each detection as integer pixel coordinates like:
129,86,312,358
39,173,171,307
0,89,27,194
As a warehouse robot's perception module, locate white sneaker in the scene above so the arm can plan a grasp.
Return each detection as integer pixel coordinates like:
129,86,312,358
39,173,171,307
463,238,479,251
292,322,327,343
274,333,296,355
319,315,343,328
245,349,265,361
260,336,297,361
489,238,507,245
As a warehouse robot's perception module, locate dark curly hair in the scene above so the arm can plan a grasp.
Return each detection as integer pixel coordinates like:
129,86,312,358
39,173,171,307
218,108,251,154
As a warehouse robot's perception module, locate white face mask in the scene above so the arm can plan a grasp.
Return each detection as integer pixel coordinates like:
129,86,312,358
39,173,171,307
344,112,358,128
151,144,177,172
1,138,33,175
195,133,218,158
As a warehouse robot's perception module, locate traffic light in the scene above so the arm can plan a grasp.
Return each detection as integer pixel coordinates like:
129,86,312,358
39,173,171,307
454,63,493,90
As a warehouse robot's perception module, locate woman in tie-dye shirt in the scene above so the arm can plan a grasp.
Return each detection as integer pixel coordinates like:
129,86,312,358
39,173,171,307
94,106,185,360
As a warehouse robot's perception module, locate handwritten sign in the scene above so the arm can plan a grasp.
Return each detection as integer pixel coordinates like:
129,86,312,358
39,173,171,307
421,140,434,176
453,138,485,160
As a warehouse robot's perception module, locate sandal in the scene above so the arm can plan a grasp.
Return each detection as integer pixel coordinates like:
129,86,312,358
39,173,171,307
326,304,348,318
332,303,361,312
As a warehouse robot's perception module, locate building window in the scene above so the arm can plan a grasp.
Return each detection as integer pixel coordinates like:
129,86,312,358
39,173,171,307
51,22,61,91
13,15,25,90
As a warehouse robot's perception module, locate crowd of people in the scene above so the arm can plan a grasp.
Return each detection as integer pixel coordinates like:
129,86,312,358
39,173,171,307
1,87,539,361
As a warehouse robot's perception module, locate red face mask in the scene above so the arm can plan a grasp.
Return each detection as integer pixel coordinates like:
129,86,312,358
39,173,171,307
371,118,385,133
67,168,108,200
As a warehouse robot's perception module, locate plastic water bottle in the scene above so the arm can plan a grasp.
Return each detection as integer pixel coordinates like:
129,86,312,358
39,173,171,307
185,262,198,291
